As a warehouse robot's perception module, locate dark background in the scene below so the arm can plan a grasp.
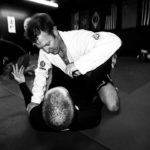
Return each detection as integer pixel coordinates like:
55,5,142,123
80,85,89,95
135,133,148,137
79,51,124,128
0,0,149,56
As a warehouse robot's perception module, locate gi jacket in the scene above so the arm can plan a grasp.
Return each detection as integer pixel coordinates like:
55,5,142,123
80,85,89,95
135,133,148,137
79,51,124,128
31,29,122,104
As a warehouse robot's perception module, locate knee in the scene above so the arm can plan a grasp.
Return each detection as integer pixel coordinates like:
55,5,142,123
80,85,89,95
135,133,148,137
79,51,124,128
107,100,120,112
107,104,119,112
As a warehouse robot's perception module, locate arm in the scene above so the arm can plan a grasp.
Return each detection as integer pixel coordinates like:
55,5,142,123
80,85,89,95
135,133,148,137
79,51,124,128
31,50,52,104
11,64,32,107
11,64,43,114
19,82,32,107
74,32,122,75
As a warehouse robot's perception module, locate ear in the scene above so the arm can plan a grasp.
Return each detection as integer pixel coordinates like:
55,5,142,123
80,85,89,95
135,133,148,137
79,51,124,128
53,26,59,37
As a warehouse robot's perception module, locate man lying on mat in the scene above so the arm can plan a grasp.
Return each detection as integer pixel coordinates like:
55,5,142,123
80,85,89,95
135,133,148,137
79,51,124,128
12,64,102,131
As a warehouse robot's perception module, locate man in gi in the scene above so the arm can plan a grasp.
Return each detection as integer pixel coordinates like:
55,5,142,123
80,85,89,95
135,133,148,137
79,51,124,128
24,13,122,114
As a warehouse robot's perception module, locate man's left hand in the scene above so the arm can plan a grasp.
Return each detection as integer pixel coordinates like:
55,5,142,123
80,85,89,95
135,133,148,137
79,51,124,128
66,63,81,78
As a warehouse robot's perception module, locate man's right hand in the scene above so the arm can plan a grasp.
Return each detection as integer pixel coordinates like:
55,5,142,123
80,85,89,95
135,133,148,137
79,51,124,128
65,63,81,78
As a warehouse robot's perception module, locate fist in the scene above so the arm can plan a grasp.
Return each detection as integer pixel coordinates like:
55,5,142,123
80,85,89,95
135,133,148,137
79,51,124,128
65,63,81,78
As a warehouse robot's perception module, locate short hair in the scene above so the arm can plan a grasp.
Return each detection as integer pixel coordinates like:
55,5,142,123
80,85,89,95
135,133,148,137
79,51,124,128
42,87,75,130
24,13,55,44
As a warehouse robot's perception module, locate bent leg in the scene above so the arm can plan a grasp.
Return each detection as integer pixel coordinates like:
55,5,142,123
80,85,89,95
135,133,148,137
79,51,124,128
98,81,120,112
86,56,120,112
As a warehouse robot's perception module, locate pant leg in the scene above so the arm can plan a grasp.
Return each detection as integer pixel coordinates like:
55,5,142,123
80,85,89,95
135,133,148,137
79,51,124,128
69,97,102,131
85,57,112,90
50,66,97,104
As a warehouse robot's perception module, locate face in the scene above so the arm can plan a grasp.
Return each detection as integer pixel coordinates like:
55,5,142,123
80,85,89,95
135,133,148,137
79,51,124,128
34,30,60,55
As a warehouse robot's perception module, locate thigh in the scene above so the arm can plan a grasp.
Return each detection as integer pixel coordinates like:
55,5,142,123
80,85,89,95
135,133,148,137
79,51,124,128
69,97,102,131
50,66,96,105
49,66,73,89
85,57,112,89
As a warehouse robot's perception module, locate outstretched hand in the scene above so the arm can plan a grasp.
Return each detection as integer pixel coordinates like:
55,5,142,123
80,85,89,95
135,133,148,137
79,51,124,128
11,64,26,84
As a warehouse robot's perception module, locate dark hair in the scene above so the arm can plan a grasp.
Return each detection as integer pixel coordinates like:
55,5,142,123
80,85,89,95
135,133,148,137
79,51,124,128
24,13,55,43
42,87,75,130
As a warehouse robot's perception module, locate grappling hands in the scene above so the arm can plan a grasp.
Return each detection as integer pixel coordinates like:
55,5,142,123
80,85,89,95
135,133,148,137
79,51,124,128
65,63,81,78
11,64,26,84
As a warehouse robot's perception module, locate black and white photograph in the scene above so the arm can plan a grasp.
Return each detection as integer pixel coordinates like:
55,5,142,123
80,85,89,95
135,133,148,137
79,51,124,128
0,0,150,150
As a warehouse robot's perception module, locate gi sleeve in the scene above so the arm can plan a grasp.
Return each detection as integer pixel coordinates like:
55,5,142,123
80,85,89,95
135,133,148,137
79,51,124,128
31,50,52,104
74,32,122,75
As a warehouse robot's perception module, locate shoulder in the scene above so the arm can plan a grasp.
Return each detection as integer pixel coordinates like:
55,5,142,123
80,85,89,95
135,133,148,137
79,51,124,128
36,50,52,71
98,31,120,38
60,29,94,37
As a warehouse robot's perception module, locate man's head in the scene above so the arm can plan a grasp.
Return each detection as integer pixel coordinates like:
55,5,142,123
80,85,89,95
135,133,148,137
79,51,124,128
23,17,31,31
42,86,75,130
24,13,61,55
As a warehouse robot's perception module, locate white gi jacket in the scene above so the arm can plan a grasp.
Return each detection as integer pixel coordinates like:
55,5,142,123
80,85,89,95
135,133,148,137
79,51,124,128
31,29,122,104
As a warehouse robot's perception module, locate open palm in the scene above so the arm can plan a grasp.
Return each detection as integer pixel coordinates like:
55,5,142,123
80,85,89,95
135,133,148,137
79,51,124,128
12,64,26,83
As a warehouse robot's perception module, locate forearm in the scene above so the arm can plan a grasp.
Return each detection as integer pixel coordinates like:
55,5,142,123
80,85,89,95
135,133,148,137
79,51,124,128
19,82,32,107
31,68,50,104
31,51,52,103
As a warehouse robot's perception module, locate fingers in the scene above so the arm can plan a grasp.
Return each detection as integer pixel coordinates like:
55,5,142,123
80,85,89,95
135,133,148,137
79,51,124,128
66,66,73,78
11,64,18,78
12,64,18,73
12,64,24,73
11,64,25,80
12,64,15,73
72,70,81,77
15,64,19,73
66,64,81,78
67,69,73,78
66,63,79,78
19,65,25,74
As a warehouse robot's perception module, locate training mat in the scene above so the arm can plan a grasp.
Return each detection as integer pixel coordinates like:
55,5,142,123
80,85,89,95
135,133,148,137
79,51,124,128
82,82,150,150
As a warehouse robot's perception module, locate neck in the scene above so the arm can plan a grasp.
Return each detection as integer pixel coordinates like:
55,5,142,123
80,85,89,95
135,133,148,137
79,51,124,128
58,38,69,65
58,36,67,56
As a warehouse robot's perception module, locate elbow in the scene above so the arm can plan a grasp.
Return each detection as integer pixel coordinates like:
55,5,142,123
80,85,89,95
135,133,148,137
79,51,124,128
113,35,122,52
118,37,122,49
